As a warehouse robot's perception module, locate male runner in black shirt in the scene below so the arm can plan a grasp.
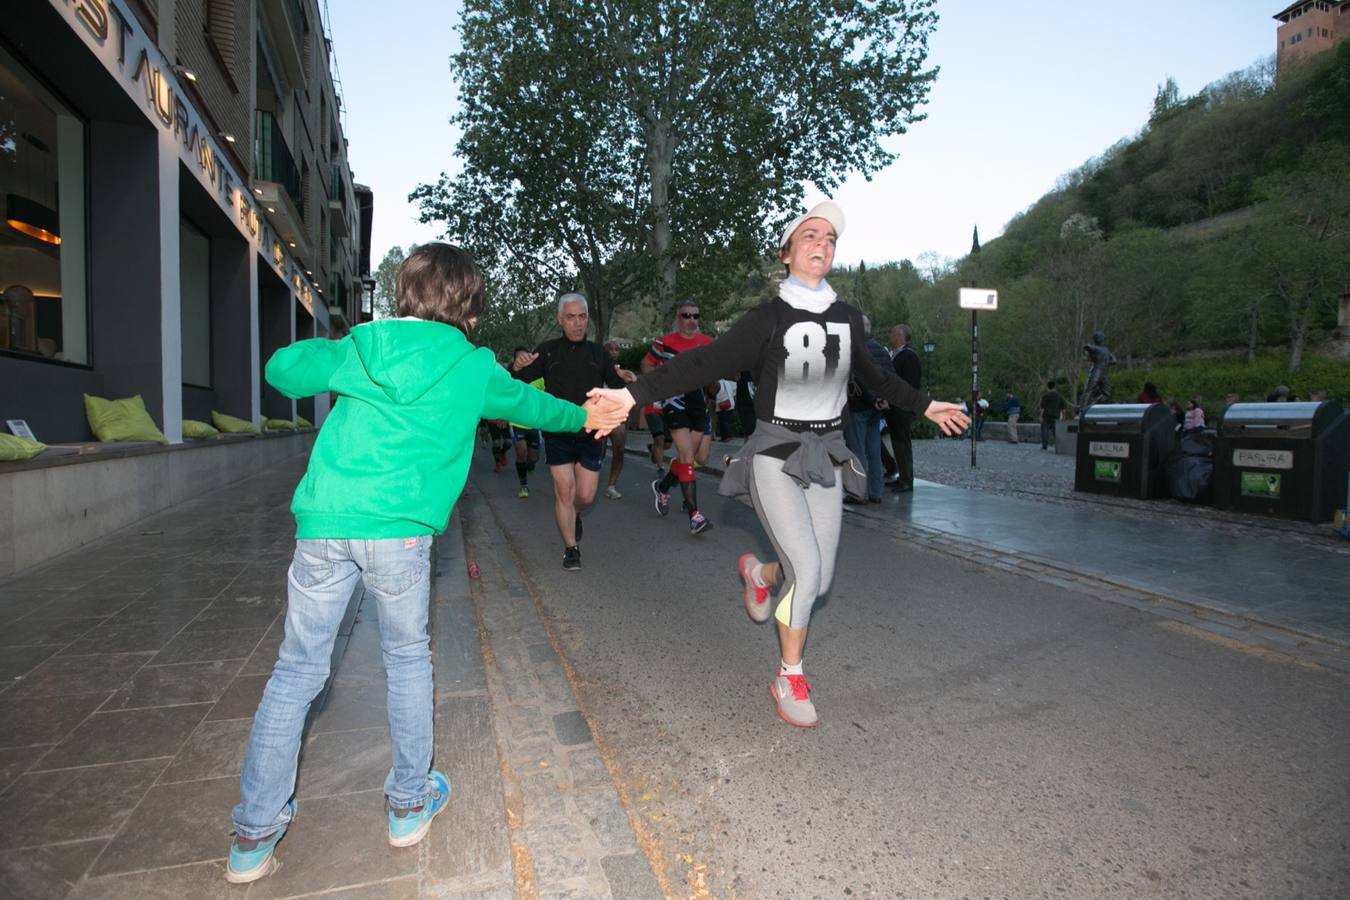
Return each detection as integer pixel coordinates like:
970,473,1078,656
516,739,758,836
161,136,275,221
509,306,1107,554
513,293,634,570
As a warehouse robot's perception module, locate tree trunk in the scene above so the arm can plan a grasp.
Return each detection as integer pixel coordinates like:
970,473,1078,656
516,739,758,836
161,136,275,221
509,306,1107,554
1288,314,1307,375
581,272,607,343
1246,302,1259,364
644,118,676,311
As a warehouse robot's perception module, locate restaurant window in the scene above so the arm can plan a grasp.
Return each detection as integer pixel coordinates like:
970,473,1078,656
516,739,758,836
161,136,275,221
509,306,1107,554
0,46,88,364
180,217,211,387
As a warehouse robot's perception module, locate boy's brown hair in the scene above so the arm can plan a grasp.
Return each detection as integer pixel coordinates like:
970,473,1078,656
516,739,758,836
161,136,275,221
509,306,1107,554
395,243,485,330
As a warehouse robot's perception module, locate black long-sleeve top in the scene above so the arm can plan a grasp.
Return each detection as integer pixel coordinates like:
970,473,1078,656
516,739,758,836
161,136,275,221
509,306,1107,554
513,336,626,437
893,344,922,391
628,298,931,434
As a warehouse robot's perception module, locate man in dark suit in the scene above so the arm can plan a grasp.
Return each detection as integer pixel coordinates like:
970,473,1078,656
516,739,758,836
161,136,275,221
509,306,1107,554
885,323,922,493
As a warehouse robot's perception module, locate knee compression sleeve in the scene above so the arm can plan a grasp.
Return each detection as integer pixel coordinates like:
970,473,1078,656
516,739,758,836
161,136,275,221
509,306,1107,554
672,461,696,483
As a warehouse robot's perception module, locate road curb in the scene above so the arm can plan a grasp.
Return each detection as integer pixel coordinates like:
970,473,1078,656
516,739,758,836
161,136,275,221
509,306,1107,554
455,482,666,899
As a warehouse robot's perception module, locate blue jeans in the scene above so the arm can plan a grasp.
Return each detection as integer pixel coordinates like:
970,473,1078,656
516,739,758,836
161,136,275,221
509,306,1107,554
844,409,885,500
232,536,435,839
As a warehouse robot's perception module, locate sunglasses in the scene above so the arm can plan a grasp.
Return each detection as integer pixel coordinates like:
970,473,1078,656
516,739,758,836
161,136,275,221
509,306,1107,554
679,312,701,320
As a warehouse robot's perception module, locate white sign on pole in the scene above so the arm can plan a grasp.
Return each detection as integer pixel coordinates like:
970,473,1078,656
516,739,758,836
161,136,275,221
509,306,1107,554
959,288,998,310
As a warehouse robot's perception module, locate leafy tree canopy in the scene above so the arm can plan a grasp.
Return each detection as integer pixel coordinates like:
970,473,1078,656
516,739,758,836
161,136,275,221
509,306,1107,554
412,0,939,349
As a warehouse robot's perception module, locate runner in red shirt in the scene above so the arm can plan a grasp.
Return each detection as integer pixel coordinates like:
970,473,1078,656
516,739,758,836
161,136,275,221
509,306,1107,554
643,301,715,534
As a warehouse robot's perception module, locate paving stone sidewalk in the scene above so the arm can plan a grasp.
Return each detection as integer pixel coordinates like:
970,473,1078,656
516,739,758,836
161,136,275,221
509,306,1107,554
456,485,663,900
0,454,661,899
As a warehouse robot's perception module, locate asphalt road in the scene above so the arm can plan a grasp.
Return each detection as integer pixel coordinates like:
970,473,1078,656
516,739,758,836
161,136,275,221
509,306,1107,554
470,448,1350,899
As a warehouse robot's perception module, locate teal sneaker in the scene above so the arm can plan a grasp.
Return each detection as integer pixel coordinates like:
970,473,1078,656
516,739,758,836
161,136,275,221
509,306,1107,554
388,770,451,848
225,801,294,884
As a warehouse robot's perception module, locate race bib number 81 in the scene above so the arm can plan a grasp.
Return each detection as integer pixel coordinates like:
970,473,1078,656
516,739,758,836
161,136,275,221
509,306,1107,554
782,321,849,382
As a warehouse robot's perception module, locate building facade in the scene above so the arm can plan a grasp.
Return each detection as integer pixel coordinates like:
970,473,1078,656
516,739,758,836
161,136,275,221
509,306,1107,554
1274,0,1350,71
0,0,372,444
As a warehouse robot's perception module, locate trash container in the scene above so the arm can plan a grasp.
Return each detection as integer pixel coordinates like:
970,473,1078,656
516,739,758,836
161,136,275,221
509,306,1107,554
1073,403,1177,499
1213,401,1350,523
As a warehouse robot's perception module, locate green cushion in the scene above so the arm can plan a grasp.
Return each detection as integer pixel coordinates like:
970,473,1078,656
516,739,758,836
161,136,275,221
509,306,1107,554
295,415,313,428
0,433,47,461
264,417,296,431
182,418,220,439
83,394,169,444
211,411,260,434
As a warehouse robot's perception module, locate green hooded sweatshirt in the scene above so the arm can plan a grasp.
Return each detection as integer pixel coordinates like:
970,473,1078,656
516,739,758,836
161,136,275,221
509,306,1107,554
266,319,586,539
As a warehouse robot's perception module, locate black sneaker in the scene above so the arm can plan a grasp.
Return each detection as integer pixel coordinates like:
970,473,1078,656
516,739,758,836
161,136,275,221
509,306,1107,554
562,546,581,571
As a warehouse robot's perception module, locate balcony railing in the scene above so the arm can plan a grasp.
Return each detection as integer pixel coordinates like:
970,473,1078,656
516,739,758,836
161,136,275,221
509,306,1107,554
254,110,304,218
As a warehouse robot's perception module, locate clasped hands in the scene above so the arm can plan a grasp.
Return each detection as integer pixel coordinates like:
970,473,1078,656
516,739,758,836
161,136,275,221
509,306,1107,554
582,387,636,438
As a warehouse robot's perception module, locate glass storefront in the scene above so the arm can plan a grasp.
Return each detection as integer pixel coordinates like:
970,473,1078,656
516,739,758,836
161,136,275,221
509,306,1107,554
0,45,87,364
180,216,212,388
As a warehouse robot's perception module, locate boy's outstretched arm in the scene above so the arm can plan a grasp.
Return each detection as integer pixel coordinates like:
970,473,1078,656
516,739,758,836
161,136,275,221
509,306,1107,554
265,339,346,399
482,363,586,433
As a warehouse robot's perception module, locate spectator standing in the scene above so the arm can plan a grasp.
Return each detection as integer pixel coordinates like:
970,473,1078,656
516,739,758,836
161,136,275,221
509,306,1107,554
735,370,757,437
714,378,738,441
1004,390,1022,443
886,323,922,493
1136,381,1163,404
843,315,892,503
1039,380,1065,450
1184,396,1206,431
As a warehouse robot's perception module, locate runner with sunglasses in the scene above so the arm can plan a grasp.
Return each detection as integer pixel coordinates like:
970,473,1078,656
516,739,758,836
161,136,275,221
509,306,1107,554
644,300,715,534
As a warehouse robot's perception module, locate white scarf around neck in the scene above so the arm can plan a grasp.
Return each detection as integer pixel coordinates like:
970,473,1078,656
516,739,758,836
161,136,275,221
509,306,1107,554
778,276,837,314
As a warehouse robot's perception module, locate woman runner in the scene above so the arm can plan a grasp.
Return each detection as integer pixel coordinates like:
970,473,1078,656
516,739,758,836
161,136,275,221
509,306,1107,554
588,201,969,727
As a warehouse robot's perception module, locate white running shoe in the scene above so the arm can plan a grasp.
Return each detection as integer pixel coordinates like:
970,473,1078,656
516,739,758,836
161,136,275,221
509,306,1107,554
605,485,623,500
738,553,771,623
770,673,818,728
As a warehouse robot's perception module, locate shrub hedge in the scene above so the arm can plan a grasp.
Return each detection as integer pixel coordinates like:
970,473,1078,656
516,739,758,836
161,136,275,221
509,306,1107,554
1107,351,1349,412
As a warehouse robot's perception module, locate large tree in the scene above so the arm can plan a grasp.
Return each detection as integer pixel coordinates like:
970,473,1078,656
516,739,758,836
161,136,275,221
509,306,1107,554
413,0,938,343
372,245,406,319
1247,142,1350,373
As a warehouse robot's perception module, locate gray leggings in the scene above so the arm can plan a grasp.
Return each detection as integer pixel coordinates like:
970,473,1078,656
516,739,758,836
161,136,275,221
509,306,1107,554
747,455,843,629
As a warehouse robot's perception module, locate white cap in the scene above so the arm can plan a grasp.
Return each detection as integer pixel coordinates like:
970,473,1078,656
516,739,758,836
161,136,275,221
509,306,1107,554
778,200,845,250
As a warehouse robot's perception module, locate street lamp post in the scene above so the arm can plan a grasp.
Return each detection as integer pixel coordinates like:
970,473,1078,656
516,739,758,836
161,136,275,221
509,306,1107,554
958,287,999,468
922,337,935,392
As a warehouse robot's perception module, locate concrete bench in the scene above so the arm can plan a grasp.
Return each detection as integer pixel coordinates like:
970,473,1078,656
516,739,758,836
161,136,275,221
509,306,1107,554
0,430,316,577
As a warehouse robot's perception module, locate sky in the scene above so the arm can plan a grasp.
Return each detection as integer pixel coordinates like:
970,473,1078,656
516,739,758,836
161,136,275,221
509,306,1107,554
327,1,1280,272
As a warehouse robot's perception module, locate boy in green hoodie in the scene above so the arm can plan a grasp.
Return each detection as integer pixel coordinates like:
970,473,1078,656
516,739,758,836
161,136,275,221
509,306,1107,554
226,244,622,883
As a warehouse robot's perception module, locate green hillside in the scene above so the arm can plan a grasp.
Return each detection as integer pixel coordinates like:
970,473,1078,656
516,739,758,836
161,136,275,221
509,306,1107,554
835,44,1350,412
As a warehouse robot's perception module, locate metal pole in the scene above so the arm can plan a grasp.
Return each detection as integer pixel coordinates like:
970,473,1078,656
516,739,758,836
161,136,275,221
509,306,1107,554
970,309,979,468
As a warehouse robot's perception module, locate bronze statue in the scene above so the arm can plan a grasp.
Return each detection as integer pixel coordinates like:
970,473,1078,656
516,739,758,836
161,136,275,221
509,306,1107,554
1082,331,1115,412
